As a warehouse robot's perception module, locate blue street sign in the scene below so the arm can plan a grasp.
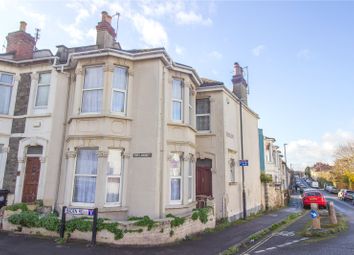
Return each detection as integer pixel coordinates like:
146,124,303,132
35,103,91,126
65,207,95,216
310,209,319,219
239,160,249,167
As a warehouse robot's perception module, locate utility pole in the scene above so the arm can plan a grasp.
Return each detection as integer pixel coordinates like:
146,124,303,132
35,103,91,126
239,100,247,219
284,143,288,188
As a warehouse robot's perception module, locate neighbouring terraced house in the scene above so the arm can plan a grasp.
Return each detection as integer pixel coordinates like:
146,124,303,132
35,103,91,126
0,11,262,222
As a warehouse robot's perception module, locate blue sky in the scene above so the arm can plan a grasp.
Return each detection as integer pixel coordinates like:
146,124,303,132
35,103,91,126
1,0,354,170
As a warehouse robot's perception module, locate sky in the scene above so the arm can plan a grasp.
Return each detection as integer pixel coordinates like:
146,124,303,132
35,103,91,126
1,0,354,171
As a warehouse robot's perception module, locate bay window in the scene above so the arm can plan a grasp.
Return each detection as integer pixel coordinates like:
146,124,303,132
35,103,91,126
170,153,182,204
172,79,183,122
81,67,103,113
72,149,98,204
106,149,123,205
0,72,14,115
188,154,193,201
112,67,128,113
35,73,51,108
196,98,210,131
188,87,193,126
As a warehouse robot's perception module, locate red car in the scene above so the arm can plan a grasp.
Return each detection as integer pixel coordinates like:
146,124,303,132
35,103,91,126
302,190,327,209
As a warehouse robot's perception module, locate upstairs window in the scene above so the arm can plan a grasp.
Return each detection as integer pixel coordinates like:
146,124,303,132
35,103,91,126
0,72,14,115
172,79,183,122
112,67,128,114
35,73,51,108
196,98,210,131
81,67,103,113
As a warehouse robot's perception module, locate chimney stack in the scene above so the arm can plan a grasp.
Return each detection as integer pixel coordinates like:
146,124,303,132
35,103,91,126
96,11,117,49
232,62,248,105
6,21,36,60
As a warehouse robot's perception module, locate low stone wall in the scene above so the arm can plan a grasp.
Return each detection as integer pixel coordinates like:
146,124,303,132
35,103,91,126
261,183,284,210
1,209,215,246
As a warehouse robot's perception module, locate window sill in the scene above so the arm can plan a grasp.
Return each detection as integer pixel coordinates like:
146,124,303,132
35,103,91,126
167,122,197,132
69,114,133,123
229,181,238,186
100,206,128,212
196,132,216,136
165,201,196,209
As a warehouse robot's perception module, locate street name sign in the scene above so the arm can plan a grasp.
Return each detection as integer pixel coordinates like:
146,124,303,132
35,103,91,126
133,153,152,158
239,160,249,167
65,207,95,216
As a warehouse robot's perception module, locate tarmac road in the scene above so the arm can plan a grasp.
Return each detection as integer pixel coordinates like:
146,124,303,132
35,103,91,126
239,191,354,255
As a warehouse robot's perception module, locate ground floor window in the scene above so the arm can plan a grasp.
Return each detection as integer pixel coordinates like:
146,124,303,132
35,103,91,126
72,148,98,204
188,154,194,201
106,149,123,205
170,153,182,204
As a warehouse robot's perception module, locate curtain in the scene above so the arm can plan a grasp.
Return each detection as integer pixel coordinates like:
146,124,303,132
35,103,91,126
84,67,103,89
113,67,127,90
35,85,50,107
112,91,125,113
82,90,103,113
171,178,181,201
197,115,210,131
196,98,210,114
0,85,12,114
73,149,98,203
106,177,120,203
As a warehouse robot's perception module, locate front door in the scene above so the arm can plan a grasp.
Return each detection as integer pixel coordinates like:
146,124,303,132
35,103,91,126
22,157,41,203
196,167,212,197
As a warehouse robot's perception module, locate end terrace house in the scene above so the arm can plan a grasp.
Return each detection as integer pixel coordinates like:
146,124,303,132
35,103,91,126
55,11,201,220
0,22,69,206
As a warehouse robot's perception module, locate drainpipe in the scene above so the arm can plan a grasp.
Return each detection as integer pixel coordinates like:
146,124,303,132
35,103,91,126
52,66,70,212
239,100,247,219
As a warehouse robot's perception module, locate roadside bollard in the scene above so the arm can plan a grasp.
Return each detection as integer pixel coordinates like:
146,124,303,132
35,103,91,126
311,203,321,230
328,201,337,225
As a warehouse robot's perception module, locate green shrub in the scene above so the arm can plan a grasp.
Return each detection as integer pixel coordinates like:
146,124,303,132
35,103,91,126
6,203,28,212
128,216,157,230
97,219,124,240
192,208,209,224
40,213,60,232
8,211,40,228
166,213,186,228
260,173,272,183
66,217,92,233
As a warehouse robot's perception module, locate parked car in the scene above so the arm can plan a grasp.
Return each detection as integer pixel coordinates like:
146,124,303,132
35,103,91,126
344,190,354,200
330,187,339,194
325,185,333,192
338,189,347,200
302,190,327,209
311,181,319,188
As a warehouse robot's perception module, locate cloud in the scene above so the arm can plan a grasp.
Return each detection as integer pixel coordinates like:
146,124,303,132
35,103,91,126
175,11,212,26
208,50,222,60
175,45,184,55
131,14,168,47
297,49,311,60
287,129,354,171
252,44,265,57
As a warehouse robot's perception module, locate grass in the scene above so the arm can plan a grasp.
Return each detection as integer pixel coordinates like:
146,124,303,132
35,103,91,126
220,245,239,255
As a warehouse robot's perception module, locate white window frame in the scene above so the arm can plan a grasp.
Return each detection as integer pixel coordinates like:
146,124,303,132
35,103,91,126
172,79,183,123
0,72,14,115
188,154,193,202
188,87,193,126
71,148,98,206
105,149,124,207
81,66,103,114
111,66,128,115
196,98,210,131
34,72,51,109
170,152,183,205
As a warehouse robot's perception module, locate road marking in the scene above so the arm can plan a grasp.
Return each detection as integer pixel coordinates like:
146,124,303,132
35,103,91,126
254,250,265,253
265,247,276,250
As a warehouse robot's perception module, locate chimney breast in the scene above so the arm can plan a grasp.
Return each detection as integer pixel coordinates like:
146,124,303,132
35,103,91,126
6,21,35,60
96,11,116,49
231,62,248,105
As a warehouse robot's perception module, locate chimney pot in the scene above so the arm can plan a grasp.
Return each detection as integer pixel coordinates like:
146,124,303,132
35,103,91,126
19,21,27,32
101,11,112,24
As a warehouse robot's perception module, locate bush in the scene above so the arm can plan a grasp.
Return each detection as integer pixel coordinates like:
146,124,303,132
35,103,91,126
166,213,186,228
260,173,272,183
40,213,60,232
6,203,28,212
192,208,209,224
128,216,157,230
8,211,40,228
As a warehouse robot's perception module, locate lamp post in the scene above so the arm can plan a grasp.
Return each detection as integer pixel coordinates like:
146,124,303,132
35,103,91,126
284,143,289,189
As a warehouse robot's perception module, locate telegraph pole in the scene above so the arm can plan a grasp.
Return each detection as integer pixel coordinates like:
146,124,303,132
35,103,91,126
239,100,247,219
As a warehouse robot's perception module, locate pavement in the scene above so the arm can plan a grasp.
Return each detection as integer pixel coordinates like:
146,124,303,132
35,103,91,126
0,198,302,255
238,190,354,255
